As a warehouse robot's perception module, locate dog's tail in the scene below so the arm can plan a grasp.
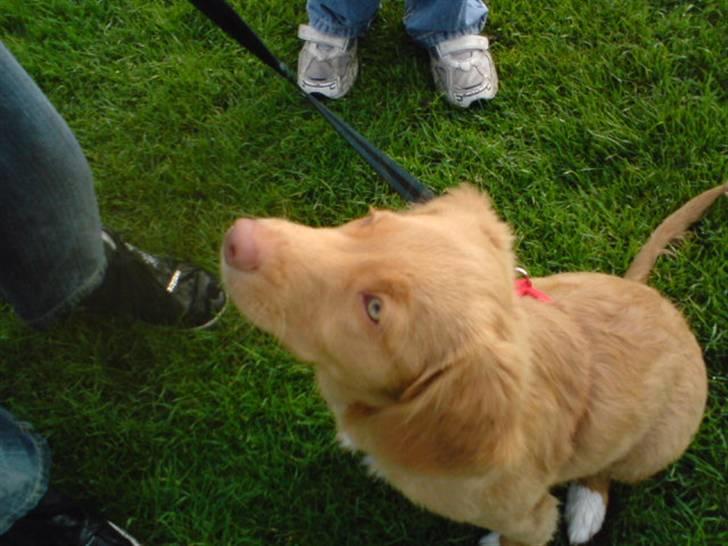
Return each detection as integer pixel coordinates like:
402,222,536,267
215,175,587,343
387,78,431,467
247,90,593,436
624,183,727,283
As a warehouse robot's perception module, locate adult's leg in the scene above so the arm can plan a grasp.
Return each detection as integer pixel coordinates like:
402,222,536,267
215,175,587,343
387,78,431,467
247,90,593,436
0,42,106,328
0,408,140,546
0,407,50,535
0,43,225,329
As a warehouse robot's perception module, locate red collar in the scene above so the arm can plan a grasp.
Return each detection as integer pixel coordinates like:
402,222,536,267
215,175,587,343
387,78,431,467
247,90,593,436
514,273,552,303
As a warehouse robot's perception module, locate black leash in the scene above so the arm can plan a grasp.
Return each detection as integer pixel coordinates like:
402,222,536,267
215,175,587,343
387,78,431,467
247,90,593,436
188,0,434,203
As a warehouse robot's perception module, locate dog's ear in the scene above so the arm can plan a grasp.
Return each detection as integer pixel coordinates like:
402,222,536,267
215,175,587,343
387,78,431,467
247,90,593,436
443,184,514,252
348,341,527,474
444,183,496,210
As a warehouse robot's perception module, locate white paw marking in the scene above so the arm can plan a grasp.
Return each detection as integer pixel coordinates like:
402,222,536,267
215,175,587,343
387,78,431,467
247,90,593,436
478,532,501,546
337,432,357,452
361,455,385,479
565,483,606,544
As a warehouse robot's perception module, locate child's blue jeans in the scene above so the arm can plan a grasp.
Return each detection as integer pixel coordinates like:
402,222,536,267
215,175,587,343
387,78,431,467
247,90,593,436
306,0,489,48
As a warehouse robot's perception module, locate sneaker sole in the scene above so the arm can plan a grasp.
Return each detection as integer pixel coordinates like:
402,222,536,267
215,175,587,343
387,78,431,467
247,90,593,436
107,521,142,546
452,83,498,107
191,293,229,331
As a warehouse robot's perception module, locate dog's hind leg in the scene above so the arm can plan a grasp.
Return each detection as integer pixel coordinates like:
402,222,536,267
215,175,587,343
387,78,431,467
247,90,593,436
564,475,610,545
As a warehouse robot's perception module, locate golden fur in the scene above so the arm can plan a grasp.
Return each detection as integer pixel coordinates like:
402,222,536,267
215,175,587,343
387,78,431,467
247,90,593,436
221,183,725,546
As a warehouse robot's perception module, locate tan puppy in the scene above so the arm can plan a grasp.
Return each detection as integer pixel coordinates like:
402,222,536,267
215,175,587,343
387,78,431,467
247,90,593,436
221,184,725,546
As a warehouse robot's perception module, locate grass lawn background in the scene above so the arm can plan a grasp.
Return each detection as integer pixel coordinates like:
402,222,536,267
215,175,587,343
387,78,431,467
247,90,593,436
0,1,725,545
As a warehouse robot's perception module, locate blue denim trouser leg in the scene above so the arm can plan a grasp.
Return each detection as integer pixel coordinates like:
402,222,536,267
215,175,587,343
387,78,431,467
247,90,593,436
306,0,380,38
306,0,488,47
0,406,51,535
0,42,106,327
404,0,488,48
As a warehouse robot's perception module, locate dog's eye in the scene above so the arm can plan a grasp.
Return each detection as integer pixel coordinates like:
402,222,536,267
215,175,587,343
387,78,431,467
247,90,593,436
363,295,383,323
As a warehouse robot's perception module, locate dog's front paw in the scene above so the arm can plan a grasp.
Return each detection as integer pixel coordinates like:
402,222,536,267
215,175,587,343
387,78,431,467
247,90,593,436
565,483,606,544
478,532,500,546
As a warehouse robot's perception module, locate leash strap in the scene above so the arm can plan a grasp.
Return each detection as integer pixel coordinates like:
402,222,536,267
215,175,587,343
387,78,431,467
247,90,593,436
188,0,435,203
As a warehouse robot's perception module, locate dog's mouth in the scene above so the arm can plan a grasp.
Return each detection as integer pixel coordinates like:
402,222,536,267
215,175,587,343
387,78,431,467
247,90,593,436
221,218,332,360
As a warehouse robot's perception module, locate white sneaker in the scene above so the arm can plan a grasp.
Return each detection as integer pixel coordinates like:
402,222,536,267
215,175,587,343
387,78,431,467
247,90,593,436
430,35,498,107
297,24,358,99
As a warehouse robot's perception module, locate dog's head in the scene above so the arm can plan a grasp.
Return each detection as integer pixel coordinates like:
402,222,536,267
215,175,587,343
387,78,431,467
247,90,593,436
221,185,526,414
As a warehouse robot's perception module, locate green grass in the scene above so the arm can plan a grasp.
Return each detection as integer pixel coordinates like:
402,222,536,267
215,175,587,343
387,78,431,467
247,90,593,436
0,1,726,545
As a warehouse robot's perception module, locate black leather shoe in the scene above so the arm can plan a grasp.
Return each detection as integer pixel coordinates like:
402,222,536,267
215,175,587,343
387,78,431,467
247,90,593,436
82,229,226,329
0,489,141,546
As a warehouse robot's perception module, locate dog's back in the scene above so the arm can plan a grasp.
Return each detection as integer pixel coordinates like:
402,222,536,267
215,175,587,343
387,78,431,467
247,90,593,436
532,270,706,483
534,184,725,483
